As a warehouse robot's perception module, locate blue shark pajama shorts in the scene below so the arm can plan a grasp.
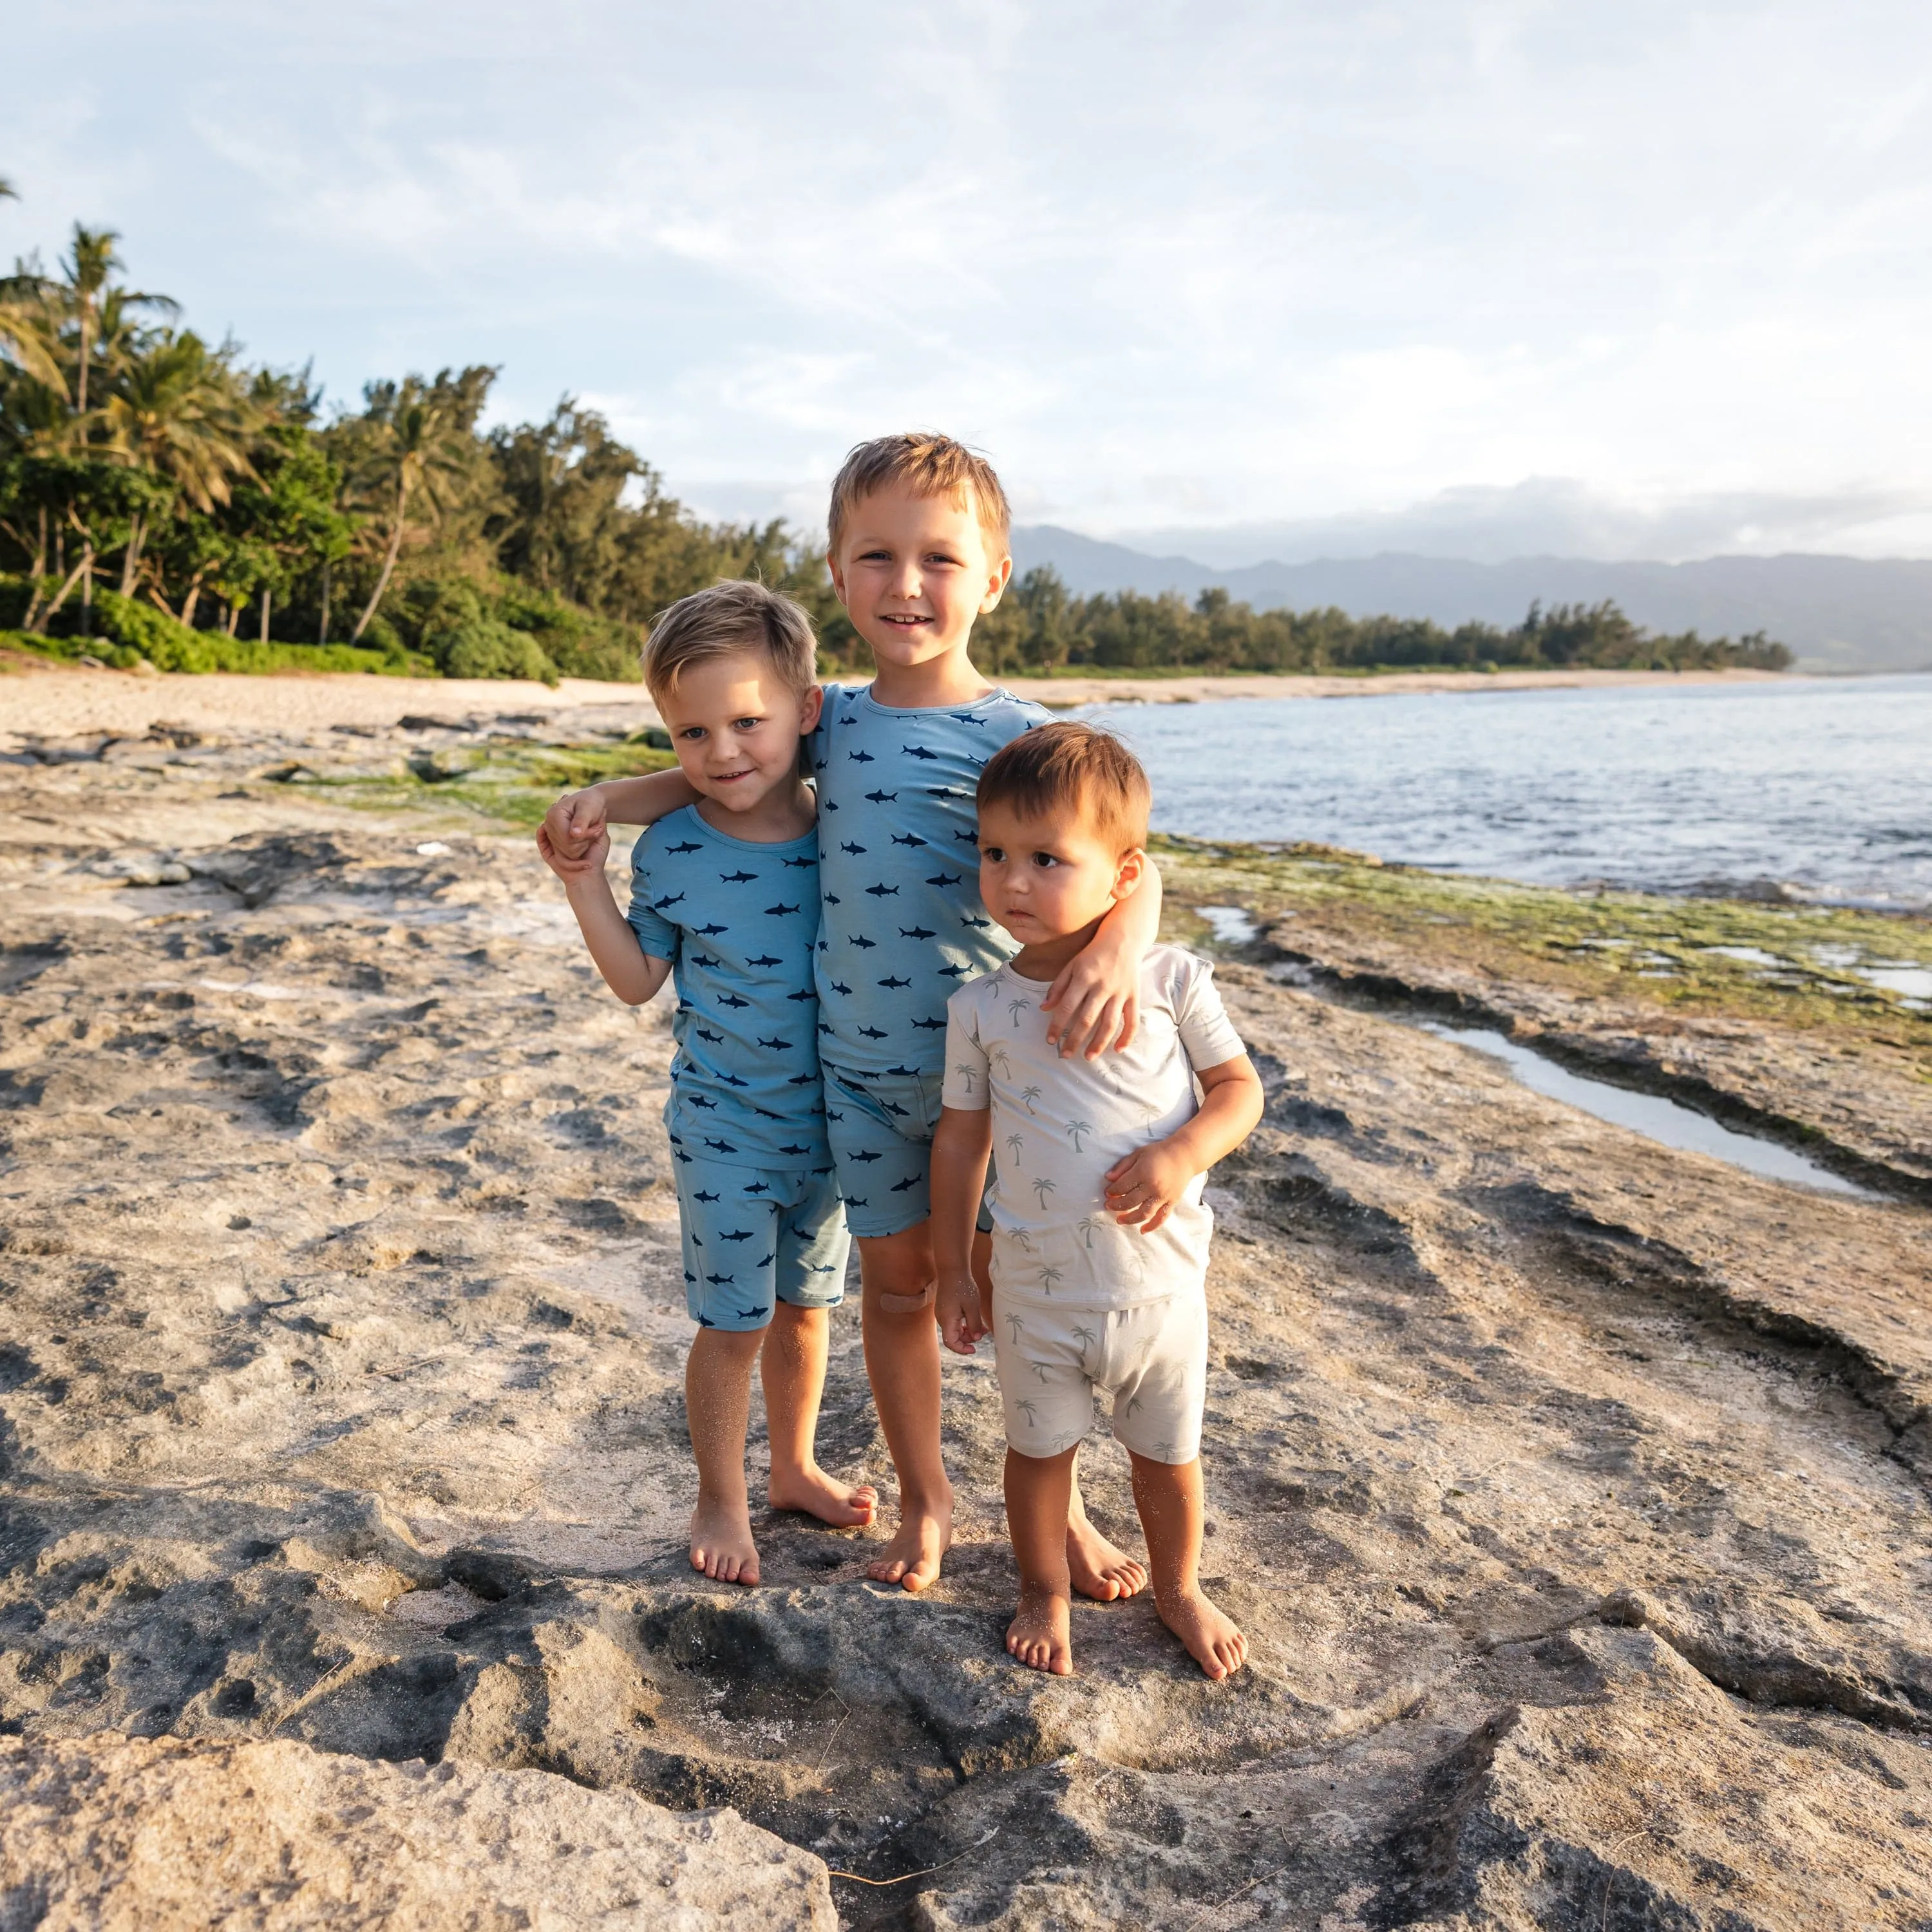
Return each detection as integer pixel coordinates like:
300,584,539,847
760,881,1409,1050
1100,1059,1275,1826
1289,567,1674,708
822,1066,994,1242
671,1148,849,1332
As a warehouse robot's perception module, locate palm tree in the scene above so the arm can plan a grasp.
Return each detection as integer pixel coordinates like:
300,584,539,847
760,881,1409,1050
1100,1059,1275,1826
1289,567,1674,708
1014,1399,1040,1430
1065,1117,1094,1151
1070,1323,1097,1358
1075,1216,1101,1250
104,330,258,598
1004,1132,1026,1166
1035,1264,1063,1294
346,380,471,642
1031,1176,1057,1209
951,1060,978,1096
1019,1084,1042,1117
1004,1310,1026,1343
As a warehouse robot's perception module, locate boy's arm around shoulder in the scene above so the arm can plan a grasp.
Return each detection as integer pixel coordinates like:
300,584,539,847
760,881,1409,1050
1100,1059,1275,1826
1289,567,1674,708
537,767,701,878
1043,855,1162,1060
536,824,672,1007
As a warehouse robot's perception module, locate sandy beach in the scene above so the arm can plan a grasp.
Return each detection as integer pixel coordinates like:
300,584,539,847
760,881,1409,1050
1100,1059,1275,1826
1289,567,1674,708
0,658,1789,744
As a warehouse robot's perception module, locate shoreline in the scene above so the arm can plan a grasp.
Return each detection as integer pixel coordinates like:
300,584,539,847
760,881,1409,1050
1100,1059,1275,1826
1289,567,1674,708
0,661,1802,741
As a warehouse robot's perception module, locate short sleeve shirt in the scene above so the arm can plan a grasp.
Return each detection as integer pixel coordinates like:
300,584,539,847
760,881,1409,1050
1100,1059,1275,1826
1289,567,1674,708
627,806,828,1170
808,683,1048,1081
940,945,1247,1309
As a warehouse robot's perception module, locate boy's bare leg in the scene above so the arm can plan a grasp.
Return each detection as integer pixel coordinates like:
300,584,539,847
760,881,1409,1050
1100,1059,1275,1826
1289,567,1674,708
1005,1444,1079,1675
1128,1452,1247,1680
762,1302,878,1528
979,1260,1145,1602
686,1329,766,1586
858,1224,953,1591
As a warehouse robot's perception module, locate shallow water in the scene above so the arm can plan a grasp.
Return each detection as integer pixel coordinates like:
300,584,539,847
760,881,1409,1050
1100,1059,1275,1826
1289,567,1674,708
1198,904,1876,1198
1088,674,1932,909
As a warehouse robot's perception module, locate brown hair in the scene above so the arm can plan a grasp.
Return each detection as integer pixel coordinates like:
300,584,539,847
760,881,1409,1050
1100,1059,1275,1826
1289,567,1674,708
826,432,1012,562
975,721,1151,855
643,579,818,701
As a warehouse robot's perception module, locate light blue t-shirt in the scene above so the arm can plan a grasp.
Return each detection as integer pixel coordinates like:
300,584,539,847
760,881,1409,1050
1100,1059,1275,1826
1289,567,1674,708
809,683,1048,1080
627,806,827,1170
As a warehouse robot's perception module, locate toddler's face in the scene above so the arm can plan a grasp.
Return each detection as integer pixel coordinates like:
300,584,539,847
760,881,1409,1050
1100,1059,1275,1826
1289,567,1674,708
828,480,1012,674
656,651,820,815
977,799,1141,948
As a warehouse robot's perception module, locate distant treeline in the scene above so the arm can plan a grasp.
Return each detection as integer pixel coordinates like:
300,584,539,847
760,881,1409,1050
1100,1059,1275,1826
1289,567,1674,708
967,573,1794,676
0,210,1792,681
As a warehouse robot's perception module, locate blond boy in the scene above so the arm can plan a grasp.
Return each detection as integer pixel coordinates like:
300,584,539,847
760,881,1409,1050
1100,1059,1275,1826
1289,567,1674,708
933,723,1264,1679
536,581,873,1587
541,436,1159,1594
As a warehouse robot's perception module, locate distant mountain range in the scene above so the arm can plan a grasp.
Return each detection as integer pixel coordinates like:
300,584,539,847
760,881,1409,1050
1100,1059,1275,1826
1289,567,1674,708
1009,527,1932,673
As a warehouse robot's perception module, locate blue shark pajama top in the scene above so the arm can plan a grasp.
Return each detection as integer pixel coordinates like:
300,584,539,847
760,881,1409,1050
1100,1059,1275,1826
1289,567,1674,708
627,806,848,1330
808,683,1048,1237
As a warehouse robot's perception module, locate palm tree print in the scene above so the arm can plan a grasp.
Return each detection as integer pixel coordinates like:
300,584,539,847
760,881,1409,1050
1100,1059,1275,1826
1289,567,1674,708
1019,1085,1042,1117
989,1044,1011,1079
1036,1264,1063,1294
1005,1132,1026,1166
1065,1117,1094,1151
1075,1216,1101,1251
1031,1175,1057,1209
1005,1310,1026,1343
1010,1229,1036,1253
1028,1358,1052,1383
1015,1397,1041,1429
1007,996,1032,1027
1070,1323,1097,1359
951,1061,978,1095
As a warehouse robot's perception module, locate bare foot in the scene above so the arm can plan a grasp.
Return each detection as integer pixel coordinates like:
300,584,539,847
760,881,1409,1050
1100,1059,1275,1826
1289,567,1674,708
1157,1587,1247,1680
864,1495,952,1593
1007,1584,1074,1675
1066,1514,1146,1602
690,1497,760,1587
768,1463,878,1529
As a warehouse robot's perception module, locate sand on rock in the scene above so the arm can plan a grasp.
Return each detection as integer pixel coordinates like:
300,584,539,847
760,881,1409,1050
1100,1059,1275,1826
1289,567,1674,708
1,702,1928,1929
0,1730,835,1929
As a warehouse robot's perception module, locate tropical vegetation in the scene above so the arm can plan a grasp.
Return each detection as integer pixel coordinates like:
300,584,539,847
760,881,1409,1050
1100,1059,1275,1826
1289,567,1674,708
1,201,1790,681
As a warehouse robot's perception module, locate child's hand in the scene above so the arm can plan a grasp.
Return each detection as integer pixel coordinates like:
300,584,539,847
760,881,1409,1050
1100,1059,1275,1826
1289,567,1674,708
538,788,609,878
937,1275,987,1355
1103,1139,1197,1233
1042,934,1140,1059
537,817,610,880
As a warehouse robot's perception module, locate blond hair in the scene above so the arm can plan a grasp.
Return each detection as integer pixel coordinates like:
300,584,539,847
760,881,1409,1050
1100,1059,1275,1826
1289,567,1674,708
643,580,818,701
976,721,1151,856
826,432,1012,562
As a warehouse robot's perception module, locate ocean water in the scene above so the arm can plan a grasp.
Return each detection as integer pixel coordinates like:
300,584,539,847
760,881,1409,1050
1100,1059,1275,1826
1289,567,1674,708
1084,674,1932,909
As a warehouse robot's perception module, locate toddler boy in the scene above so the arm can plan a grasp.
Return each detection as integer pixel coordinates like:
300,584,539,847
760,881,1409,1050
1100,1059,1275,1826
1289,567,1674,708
536,580,874,1587
932,723,1264,1679
540,435,1159,1595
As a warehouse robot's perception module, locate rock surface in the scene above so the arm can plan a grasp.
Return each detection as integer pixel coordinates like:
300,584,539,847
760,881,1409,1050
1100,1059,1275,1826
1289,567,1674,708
1,712,1929,1929
0,1730,835,1929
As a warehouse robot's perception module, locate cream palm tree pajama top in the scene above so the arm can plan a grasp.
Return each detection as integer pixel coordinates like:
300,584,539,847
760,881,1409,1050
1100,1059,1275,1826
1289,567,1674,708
940,946,1245,1464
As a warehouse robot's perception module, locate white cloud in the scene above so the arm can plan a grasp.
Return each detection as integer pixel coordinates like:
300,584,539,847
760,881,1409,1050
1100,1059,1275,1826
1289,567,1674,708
8,0,1932,553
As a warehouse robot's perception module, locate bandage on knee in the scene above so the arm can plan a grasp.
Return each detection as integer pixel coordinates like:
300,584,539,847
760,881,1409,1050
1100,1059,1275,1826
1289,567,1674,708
878,1284,935,1314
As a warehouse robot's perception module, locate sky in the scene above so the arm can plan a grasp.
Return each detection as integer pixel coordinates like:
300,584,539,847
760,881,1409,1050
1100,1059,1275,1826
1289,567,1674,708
8,1,1932,564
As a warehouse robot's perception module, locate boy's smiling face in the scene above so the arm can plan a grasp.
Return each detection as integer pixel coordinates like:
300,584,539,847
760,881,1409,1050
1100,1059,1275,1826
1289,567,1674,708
828,480,1012,678
656,649,822,824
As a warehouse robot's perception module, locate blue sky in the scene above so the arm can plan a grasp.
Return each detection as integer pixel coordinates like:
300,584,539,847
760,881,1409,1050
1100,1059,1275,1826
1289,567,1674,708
9,1,1932,561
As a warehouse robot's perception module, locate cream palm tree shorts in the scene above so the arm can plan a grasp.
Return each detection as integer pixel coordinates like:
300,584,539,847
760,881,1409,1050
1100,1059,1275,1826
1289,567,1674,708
989,1290,1207,1466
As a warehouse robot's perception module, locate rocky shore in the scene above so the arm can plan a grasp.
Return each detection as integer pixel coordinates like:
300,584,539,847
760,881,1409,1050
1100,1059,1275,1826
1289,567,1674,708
2,701,1928,1928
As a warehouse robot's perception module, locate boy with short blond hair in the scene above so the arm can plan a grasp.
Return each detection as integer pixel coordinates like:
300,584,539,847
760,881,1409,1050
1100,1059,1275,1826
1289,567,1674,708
933,722,1264,1680
537,579,874,1589
541,434,1162,1595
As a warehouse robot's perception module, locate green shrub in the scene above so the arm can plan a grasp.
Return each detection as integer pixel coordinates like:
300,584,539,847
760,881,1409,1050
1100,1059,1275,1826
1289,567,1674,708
433,616,558,684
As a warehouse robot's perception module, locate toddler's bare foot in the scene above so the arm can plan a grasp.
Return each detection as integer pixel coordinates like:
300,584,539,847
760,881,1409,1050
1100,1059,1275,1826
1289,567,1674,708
864,1495,952,1593
1007,1584,1074,1675
1066,1514,1146,1601
769,1463,878,1529
1158,1587,1246,1680
690,1497,760,1586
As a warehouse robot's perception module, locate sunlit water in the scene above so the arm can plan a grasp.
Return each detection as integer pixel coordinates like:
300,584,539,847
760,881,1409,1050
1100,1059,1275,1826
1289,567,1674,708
1086,674,1932,909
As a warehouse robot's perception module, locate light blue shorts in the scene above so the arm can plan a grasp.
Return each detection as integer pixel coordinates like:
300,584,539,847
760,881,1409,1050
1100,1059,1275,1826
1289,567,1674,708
822,1065,993,1242
670,1146,849,1332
